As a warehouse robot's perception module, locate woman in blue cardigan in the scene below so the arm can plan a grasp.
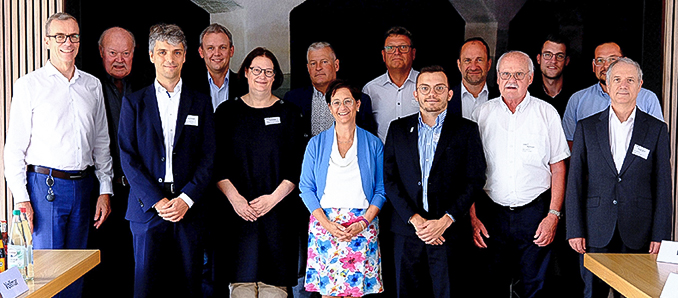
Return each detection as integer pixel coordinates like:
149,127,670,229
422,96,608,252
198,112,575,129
299,80,385,298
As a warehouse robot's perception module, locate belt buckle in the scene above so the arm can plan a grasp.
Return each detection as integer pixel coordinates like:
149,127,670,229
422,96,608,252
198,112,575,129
70,174,82,179
170,183,175,194
121,176,128,187
509,206,515,211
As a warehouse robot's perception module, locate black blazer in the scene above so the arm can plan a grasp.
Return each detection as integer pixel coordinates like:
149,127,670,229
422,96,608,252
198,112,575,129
384,111,487,238
565,107,672,250
119,84,216,223
283,85,378,136
449,83,500,118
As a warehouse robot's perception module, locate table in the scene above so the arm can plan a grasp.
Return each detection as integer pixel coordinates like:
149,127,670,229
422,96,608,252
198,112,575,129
584,253,678,298
17,250,100,298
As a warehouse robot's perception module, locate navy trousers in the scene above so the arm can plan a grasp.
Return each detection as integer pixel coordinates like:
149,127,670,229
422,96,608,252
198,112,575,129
27,170,97,298
476,191,553,298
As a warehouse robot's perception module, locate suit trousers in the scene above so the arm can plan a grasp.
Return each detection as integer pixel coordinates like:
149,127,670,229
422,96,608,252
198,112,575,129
579,227,648,298
393,232,467,298
27,170,96,298
476,191,552,298
130,208,204,298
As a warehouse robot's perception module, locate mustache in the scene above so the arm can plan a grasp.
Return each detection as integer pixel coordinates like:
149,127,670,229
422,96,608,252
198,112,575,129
505,83,520,88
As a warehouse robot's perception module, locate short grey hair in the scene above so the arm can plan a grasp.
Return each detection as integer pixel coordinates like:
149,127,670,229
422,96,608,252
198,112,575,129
199,23,233,48
148,24,186,52
306,42,336,62
98,27,136,49
606,57,643,85
45,12,77,34
496,50,534,75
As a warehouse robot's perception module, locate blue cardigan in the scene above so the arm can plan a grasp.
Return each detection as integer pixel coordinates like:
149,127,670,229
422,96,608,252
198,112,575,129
299,125,386,212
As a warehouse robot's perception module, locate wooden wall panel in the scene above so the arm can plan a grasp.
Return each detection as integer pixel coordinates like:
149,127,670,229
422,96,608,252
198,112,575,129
1,0,64,221
662,0,678,240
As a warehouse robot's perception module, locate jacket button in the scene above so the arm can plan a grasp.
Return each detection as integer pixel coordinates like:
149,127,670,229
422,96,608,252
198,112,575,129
158,178,163,183
613,200,618,205
417,181,421,186
161,157,165,162
138,199,144,208
618,177,622,182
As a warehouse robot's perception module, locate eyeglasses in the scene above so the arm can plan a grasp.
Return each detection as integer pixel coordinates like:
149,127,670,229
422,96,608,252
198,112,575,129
498,71,528,81
330,98,355,108
249,67,275,77
542,52,566,61
384,45,412,54
46,34,80,43
417,84,449,95
593,56,620,66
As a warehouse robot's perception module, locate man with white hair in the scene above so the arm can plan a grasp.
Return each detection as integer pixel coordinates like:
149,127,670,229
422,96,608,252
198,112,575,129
470,51,570,298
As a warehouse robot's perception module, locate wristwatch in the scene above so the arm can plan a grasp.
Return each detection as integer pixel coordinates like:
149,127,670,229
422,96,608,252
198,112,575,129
548,209,562,219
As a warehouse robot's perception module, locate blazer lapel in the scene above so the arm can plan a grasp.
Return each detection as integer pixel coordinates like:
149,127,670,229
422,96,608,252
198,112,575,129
173,88,193,147
430,111,454,172
619,110,648,176
144,86,165,146
595,108,618,175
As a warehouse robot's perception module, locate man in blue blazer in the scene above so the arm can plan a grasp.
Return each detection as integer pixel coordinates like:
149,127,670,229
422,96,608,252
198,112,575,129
284,42,377,137
384,65,487,298
566,58,671,298
119,24,216,298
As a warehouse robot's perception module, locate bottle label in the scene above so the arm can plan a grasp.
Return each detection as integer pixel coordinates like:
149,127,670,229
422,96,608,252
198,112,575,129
7,245,25,269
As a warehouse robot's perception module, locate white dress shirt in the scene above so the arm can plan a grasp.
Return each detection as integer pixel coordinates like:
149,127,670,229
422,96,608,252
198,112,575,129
4,61,113,203
471,92,570,207
460,81,490,120
363,68,420,142
154,79,193,207
320,128,368,209
609,107,636,173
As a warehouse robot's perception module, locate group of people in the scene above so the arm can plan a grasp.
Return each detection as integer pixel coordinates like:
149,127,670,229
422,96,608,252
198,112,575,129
3,11,672,298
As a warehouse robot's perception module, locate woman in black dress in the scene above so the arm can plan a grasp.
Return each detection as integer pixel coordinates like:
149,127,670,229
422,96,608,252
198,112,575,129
214,47,306,297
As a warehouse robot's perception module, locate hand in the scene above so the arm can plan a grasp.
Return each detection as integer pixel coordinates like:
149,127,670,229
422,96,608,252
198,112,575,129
568,237,586,254
93,194,111,229
250,194,279,218
15,202,34,233
338,222,364,242
157,198,189,222
471,214,489,248
409,214,426,231
649,241,661,254
533,213,558,247
229,196,257,222
322,221,351,240
416,216,452,245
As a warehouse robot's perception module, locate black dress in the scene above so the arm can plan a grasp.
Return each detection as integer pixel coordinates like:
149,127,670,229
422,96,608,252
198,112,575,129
214,97,307,287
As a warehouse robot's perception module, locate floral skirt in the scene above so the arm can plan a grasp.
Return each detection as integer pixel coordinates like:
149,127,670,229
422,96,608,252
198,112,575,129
304,208,383,297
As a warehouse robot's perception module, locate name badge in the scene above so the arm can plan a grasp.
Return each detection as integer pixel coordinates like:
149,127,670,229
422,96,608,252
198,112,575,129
632,144,650,160
265,117,281,126
185,115,199,126
522,142,536,153
0,267,29,298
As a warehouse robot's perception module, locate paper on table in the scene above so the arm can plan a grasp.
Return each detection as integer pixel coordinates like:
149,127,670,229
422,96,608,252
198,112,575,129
660,273,678,298
657,240,678,264
0,267,29,298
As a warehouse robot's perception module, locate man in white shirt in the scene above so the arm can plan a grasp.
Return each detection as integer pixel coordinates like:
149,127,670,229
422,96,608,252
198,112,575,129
363,26,420,142
118,24,216,298
470,51,570,298
3,12,113,298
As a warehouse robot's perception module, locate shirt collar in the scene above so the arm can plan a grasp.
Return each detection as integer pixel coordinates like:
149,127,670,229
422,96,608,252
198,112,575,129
418,108,448,129
609,106,637,124
460,81,489,99
500,91,533,113
45,60,80,82
155,78,183,96
381,68,417,87
207,71,229,90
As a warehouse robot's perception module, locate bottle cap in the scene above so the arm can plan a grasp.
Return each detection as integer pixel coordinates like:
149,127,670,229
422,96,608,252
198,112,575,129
12,210,20,216
19,207,26,213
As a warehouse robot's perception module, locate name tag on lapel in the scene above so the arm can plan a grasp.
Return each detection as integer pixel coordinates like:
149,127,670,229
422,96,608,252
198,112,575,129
185,115,199,126
632,144,650,160
265,117,281,125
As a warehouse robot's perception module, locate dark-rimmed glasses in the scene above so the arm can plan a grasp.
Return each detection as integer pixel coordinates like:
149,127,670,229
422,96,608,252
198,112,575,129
46,34,80,43
417,84,448,95
249,67,275,77
384,45,412,54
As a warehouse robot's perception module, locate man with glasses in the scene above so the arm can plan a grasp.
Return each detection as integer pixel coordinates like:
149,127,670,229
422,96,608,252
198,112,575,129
562,42,663,148
285,42,377,136
384,65,486,298
451,37,499,120
529,34,577,117
363,26,420,142
470,51,569,298
4,12,113,298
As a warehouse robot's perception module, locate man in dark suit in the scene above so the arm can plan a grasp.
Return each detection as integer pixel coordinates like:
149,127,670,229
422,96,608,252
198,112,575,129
451,37,499,119
284,41,377,136
118,24,216,298
384,65,487,298
196,23,243,111
566,57,671,298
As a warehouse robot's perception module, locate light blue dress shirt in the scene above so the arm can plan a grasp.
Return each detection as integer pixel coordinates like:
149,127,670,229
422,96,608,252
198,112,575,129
562,83,663,141
208,71,230,112
418,109,447,212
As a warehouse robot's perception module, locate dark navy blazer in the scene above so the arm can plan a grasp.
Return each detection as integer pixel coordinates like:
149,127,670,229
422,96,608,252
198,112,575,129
118,84,216,223
566,107,671,250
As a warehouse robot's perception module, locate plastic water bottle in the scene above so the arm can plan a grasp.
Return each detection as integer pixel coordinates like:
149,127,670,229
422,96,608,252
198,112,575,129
7,210,31,280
